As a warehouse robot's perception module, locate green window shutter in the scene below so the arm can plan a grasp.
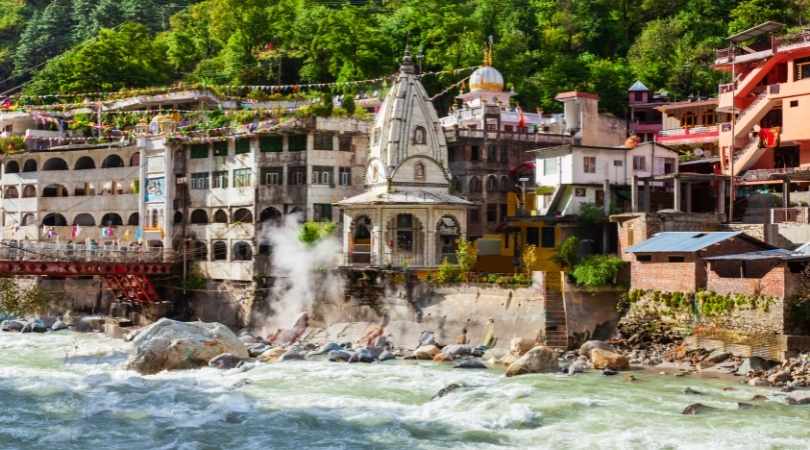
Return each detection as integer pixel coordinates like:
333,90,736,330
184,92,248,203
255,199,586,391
235,138,251,154
213,141,229,156
260,135,283,152
288,134,307,151
190,144,209,159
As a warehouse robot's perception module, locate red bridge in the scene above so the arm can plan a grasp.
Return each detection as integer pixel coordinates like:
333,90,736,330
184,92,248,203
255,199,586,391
0,242,177,303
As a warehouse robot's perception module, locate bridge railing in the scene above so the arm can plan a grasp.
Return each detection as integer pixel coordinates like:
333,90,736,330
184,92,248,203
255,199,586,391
0,241,178,264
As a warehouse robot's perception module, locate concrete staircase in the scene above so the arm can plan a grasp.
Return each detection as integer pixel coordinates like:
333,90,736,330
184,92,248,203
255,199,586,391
541,272,568,349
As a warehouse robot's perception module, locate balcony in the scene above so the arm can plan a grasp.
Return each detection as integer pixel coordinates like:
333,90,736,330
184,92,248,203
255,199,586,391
770,207,810,224
656,125,719,145
446,128,569,145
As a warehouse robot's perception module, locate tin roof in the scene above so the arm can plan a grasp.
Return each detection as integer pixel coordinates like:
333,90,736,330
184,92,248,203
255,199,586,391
704,248,810,262
624,231,772,253
628,80,649,92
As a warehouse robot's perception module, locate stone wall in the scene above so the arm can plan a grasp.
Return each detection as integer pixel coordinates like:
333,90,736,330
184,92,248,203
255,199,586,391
187,279,256,329
563,279,622,347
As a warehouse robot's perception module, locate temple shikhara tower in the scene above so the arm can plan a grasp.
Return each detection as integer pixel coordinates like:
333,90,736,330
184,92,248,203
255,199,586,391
337,50,470,267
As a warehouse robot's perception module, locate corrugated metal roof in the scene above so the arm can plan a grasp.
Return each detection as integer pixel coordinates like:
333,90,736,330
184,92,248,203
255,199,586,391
704,248,810,262
628,80,648,92
625,231,744,253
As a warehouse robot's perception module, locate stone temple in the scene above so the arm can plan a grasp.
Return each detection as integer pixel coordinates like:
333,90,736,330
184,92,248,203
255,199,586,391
337,50,470,267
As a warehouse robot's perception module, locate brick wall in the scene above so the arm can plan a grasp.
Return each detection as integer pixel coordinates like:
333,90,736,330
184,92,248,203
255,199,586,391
631,254,702,292
612,212,723,262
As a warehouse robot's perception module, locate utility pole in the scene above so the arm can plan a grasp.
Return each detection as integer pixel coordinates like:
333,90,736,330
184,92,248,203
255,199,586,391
729,42,737,223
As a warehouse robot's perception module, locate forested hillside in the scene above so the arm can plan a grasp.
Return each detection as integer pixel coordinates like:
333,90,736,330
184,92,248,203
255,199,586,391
3,0,810,115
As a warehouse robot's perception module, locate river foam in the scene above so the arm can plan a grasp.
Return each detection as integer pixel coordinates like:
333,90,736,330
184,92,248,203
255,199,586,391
1,331,810,450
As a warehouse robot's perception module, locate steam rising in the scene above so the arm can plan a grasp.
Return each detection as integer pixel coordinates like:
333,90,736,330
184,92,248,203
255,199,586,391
259,214,343,334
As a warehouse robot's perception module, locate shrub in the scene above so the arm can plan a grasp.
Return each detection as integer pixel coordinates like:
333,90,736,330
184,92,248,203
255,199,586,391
298,221,336,247
554,236,580,269
571,255,624,287
0,279,50,317
521,244,537,275
435,258,461,284
456,238,477,281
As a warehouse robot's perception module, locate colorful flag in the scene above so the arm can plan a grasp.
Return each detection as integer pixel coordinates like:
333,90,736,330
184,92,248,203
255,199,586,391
516,105,526,128
71,224,80,239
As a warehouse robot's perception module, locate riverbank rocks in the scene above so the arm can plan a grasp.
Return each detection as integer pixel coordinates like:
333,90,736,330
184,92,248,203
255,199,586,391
411,345,441,360
127,318,248,375
51,320,68,332
505,346,559,377
510,337,536,357
579,340,613,356
454,358,487,369
21,320,47,333
328,349,353,362
209,353,244,370
1,319,26,332
258,347,287,363
786,392,810,405
737,357,775,375
590,348,630,371
682,403,715,415
74,316,107,333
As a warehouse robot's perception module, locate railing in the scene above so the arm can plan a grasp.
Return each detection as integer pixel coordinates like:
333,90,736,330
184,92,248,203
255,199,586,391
448,128,570,144
656,125,719,143
770,207,810,224
743,167,810,181
719,83,737,94
0,240,176,263
775,29,810,49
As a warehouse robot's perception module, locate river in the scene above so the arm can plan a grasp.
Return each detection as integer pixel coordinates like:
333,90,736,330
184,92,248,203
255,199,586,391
2,331,810,450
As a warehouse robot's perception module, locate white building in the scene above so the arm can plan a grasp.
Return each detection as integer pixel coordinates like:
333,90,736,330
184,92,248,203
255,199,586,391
337,50,470,267
533,141,680,216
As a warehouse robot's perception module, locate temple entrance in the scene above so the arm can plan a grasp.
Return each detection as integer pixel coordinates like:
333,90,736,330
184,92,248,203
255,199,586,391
436,215,461,264
350,215,372,264
386,213,424,266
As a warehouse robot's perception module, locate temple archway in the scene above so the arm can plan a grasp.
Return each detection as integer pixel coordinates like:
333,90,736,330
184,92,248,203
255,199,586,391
436,215,461,264
349,215,372,264
385,213,424,266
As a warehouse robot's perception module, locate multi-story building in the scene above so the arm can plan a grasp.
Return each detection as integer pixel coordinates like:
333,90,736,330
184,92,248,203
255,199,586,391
439,61,627,239
627,80,668,142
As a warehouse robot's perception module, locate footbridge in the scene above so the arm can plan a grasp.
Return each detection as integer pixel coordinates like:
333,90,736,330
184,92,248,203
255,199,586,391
0,241,177,303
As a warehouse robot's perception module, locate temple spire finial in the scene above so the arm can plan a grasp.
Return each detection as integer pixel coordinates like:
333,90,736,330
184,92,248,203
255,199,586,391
483,35,494,66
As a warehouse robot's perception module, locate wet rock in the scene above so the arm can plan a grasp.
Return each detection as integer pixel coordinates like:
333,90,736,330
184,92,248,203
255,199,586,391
73,316,107,333
433,383,464,400
433,352,453,363
602,368,618,376
239,333,260,345
737,357,776,376
624,374,638,382
682,403,714,415
748,377,770,387
378,350,396,362
21,320,47,333
722,387,737,392
209,353,244,370
411,345,441,360
51,320,68,332
781,383,797,393
509,337,536,357
440,344,474,361
453,358,487,369
348,347,375,363
767,370,792,385
751,394,769,401
279,349,306,361
127,318,248,375
328,349,353,362
705,350,731,364
683,387,704,395
567,357,590,375
505,346,559,377
786,392,810,405
590,348,630,371
737,402,754,410
498,353,519,367
248,343,272,358
579,340,614,357
307,342,342,358
224,411,245,424
257,347,286,363
1,319,26,332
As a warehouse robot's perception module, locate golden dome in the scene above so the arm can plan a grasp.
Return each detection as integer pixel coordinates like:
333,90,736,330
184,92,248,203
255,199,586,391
469,65,504,92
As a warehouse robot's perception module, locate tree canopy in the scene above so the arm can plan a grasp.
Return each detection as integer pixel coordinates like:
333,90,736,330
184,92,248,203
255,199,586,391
6,0,810,116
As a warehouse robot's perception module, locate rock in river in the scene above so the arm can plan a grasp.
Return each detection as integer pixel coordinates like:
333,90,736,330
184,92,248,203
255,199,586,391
209,353,244,370
579,340,613,356
127,318,248,375
454,358,487,369
590,348,630,371
411,345,441,360
1,319,26,332
682,403,715,415
505,346,559,377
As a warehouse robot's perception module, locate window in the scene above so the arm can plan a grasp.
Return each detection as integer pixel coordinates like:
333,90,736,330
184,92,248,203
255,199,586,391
260,135,283,152
235,139,251,154
289,166,306,185
796,57,810,80
526,227,539,246
634,91,643,102
448,147,458,161
575,188,586,197
314,133,334,150
541,227,555,248
313,204,333,222
583,156,596,173
487,145,497,161
701,110,716,125
190,172,209,190
613,160,623,167
414,163,425,181
499,204,507,221
636,254,652,262
261,167,283,185
543,158,558,176
288,134,307,151
791,100,799,108
668,256,685,262
213,141,228,156
313,166,332,185
339,167,352,186
663,157,676,174
500,145,508,163
190,144,208,159
633,156,646,171
339,134,352,152
212,170,228,188
471,145,480,161
233,168,252,187
504,125,514,132
413,126,426,144
683,111,697,127
487,204,497,223
469,208,480,224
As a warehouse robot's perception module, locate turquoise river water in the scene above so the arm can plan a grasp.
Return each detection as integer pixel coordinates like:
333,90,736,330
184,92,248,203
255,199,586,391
2,331,810,450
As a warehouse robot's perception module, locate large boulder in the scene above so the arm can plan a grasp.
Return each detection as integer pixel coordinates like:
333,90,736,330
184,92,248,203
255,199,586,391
579,340,614,357
73,316,107,333
21,320,47,333
590,348,630,371
509,337,536,357
440,344,474,361
51,320,68,332
505,346,559,377
127,318,248,374
1,319,26,332
258,347,287,363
